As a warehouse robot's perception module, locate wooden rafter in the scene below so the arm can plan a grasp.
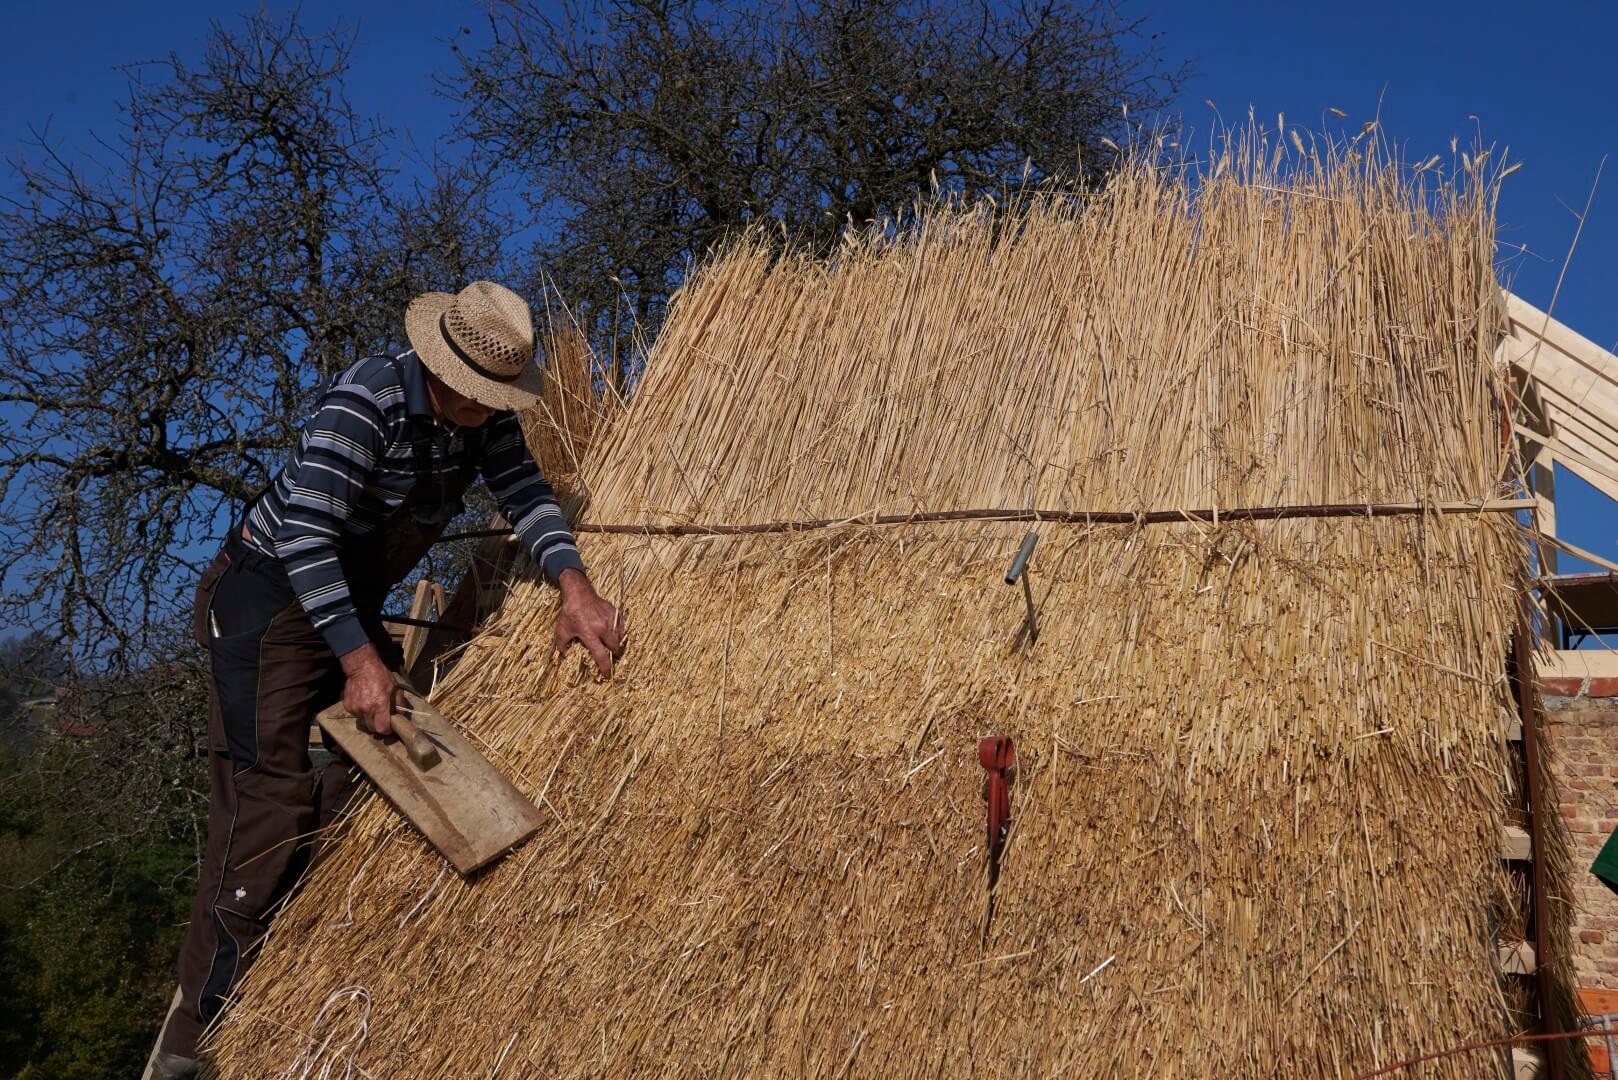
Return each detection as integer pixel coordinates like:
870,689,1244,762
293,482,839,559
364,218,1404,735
1502,292,1618,506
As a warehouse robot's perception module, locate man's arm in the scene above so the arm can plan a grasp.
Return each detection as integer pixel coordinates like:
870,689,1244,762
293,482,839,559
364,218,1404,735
269,370,399,730
480,413,624,674
270,382,389,656
478,413,584,584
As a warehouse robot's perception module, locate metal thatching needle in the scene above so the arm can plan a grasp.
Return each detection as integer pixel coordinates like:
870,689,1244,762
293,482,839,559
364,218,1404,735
1005,530,1040,648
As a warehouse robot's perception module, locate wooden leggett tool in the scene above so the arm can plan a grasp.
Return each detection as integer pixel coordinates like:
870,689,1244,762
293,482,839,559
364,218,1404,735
316,674,545,875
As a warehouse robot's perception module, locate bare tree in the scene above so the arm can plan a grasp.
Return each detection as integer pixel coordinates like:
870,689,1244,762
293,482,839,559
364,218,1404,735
454,0,1184,380
0,13,507,666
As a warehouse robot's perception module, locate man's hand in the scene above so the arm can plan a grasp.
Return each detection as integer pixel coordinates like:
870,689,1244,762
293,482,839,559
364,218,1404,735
339,642,398,735
554,569,626,676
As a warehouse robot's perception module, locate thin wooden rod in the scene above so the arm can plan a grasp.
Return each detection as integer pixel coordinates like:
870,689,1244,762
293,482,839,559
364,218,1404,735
379,614,481,635
1511,614,1565,1080
1533,530,1618,576
437,498,1534,542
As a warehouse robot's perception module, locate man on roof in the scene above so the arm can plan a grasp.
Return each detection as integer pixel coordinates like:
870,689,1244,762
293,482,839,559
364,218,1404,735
152,282,624,1078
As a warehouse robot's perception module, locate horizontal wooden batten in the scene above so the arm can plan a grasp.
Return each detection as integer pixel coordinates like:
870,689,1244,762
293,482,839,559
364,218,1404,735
440,498,1536,542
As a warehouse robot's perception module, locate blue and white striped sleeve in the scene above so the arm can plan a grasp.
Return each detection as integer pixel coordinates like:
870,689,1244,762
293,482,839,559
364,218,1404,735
270,380,391,656
480,413,586,585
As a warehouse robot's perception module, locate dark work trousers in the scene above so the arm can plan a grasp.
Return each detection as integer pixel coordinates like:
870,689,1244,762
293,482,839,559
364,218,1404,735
161,539,382,1058
163,447,477,1058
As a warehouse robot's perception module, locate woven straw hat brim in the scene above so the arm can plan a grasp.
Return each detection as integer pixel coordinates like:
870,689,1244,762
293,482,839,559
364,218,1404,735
404,291,543,411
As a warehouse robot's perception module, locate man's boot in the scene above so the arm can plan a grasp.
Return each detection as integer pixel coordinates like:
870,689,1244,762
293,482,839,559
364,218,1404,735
149,1051,200,1079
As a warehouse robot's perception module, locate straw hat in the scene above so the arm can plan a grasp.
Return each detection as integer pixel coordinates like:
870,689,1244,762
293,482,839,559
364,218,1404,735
404,281,543,410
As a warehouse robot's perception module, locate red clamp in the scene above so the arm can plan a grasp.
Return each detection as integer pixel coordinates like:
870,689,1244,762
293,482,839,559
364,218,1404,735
979,736,1015,860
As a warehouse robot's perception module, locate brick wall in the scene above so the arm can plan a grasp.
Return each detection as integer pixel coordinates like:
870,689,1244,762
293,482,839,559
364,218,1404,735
1543,675,1618,989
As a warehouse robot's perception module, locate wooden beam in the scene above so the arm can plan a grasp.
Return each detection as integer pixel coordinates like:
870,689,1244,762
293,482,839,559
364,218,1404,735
1515,424,1562,614
1504,335,1618,447
1506,293,1618,387
1501,300,1618,516
1516,424,1618,494
140,987,184,1080
1509,340,1618,505
407,514,519,688
1537,533,1618,577
1512,1046,1544,1080
1536,460,1559,642
399,578,437,673
1499,940,1538,975
1550,445,1618,508
1503,825,1533,861
1539,648,1618,681
1517,416,1561,642
1531,381,1618,467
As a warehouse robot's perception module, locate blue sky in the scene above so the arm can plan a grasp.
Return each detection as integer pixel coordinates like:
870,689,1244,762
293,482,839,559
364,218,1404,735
3,0,1615,568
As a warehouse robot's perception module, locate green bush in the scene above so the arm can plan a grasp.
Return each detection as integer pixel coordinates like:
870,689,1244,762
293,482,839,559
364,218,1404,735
0,654,207,1079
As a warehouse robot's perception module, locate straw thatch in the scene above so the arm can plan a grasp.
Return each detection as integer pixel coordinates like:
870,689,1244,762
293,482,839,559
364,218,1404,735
211,131,1580,1078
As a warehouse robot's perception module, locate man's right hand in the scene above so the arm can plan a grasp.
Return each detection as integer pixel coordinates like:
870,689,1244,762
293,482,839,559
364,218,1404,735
339,643,397,735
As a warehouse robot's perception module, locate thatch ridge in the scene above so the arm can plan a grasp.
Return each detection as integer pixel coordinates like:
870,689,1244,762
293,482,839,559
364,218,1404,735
212,131,1579,1078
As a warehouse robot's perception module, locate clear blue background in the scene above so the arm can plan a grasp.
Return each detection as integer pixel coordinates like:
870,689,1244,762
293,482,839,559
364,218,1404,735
3,0,1614,566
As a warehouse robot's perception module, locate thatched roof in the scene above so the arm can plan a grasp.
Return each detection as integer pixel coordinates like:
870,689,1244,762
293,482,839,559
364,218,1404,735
213,134,1581,1077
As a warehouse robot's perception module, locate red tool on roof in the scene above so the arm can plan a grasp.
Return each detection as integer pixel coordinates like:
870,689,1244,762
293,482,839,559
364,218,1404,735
980,736,1015,864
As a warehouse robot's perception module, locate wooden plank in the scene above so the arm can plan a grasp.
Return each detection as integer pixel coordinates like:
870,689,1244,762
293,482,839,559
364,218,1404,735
317,683,546,875
1577,988,1618,1076
1526,378,1618,465
399,579,436,672
1541,648,1618,681
140,986,184,1080
1543,398,1618,468
1504,326,1618,500
1533,385,1618,473
1579,986,1618,1015
1539,533,1618,577
1517,358,1618,505
1506,293,1618,390
1512,1046,1543,1080
1508,341,1618,460
1503,319,1618,415
1555,448,1618,509
1535,458,1559,641
1517,424,1618,496
1517,420,1561,608
407,514,518,688
1503,825,1533,861
1499,940,1538,975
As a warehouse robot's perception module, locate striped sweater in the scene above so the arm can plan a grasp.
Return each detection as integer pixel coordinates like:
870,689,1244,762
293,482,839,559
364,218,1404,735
244,351,584,656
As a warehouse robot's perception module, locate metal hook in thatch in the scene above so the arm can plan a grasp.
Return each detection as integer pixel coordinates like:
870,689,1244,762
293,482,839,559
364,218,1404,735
1005,530,1040,649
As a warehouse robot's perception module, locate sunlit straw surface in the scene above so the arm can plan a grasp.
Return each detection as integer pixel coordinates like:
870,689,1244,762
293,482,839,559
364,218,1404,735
211,130,1577,1078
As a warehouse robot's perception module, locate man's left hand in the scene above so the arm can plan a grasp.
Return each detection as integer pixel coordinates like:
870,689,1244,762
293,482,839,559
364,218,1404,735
554,569,626,676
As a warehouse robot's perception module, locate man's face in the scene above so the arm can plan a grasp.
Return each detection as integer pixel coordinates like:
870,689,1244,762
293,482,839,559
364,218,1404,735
431,376,497,427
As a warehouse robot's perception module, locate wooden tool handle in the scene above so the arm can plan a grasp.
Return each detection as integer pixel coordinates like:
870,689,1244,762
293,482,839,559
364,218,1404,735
389,711,442,771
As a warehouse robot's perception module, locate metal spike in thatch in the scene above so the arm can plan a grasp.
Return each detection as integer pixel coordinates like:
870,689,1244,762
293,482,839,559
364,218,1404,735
210,129,1583,1078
